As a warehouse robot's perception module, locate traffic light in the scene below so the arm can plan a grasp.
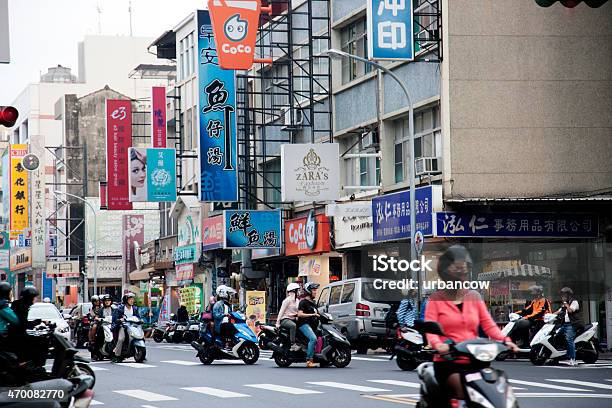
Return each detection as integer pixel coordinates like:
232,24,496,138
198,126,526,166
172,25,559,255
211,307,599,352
536,0,609,7
0,106,18,128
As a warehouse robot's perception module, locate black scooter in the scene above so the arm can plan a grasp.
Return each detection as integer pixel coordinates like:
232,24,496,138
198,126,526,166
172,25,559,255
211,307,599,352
416,321,518,408
0,376,95,408
257,312,352,368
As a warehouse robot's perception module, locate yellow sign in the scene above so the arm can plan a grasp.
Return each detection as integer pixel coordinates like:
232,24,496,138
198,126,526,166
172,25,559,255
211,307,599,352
179,286,199,315
9,144,29,238
245,290,266,334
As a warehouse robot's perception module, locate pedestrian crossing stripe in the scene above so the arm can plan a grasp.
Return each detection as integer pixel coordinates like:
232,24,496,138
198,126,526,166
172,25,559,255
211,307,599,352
114,390,178,401
352,356,389,361
161,360,201,366
307,381,390,392
509,379,588,392
182,386,250,398
115,362,157,368
367,380,420,388
89,365,109,371
89,400,104,405
245,384,323,394
547,379,612,390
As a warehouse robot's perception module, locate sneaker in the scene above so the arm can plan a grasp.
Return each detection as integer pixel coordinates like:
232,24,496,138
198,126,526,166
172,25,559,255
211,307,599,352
569,359,579,366
290,344,301,351
306,360,318,368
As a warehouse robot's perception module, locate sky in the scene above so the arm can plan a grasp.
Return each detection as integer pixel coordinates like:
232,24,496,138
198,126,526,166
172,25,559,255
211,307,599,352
0,0,205,104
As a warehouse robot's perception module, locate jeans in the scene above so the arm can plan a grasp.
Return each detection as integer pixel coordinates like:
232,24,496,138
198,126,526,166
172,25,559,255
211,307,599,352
113,327,126,357
560,323,576,360
299,324,317,359
280,319,297,343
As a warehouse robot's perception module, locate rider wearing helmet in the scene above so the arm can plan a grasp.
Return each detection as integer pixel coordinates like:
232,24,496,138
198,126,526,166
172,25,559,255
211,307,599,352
10,286,39,335
517,285,551,343
276,282,301,351
297,282,320,368
213,285,236,347
0,282,19,338
553,287,583,366
9,286,43,365
112,292,140,362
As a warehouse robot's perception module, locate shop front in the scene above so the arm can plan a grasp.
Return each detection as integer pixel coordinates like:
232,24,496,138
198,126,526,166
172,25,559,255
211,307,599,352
10,247,33,296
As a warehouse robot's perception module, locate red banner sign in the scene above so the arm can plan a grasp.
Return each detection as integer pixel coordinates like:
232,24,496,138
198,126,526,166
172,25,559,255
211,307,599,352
151,87,167,148
106,99,132,210
202,215,224,250
284,214,331,256
208,0,271,70
122,215,145,278
176,263,194,281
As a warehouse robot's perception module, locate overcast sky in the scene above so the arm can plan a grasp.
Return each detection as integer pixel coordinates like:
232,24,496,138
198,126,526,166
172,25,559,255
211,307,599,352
0,0,205,104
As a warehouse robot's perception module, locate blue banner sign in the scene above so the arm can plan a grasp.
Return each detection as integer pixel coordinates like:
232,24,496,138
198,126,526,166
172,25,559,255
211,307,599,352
174,244,198,265
434,212,598,238
224,210,282,249
147,148,177,202
372,186,434,242
367,0,414,61
197,10,238,202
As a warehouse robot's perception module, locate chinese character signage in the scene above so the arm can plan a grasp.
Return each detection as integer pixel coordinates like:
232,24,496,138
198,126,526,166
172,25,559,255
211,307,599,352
367,0,414,61
46,261,80,278
174,244,198,265
245,290,266,334
30,165,46,267
198,10,238,202
223,210,281,249
106,99,133,210
176,264,195,282
122,215,145,278
151,86,167,148
10,247,31,271
1,149,10,230
281,143,340,202
9,144,28,238
128,147,177,202
434,212,598,238
202,215,224,250
372,185,442,242
285,214,331,256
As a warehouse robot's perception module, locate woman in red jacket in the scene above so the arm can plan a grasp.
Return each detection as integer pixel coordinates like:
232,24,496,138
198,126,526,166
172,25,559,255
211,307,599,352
425,245,518,403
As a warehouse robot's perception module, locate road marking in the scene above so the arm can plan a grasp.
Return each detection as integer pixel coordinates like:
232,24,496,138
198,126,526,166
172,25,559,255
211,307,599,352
182,386,250,398
363,395,417,405
89,365,108,371
115,362,157,368
215,359,244,364
509,379,589,392
161,360,201,366
307,381,390,392
514,393,612,398
113,390,177,402
352,356,388,361
141,405,158,408
546,379,612,390
245,384,322,394
367,380,420,388
90,400,104,405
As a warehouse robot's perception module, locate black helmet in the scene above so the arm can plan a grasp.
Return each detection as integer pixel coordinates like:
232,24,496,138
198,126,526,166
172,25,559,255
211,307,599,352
0,282,12,300
437,245,473,281
20,286,39,300
303,282,320,296
101,294,112,302
122,292,136,304
91,295,100,303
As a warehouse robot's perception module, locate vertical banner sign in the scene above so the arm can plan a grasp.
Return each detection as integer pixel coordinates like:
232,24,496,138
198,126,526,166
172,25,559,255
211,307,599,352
128,147,177,202
367,0,414,61
9,144,28,238
223,209,281,248
151,86,167,148
31,165,46,267
122,214,145,281
106,99,133,210
207,0,267,70
245,290,266,333
1,149,9,229
198,10,238,202
0,231,9,275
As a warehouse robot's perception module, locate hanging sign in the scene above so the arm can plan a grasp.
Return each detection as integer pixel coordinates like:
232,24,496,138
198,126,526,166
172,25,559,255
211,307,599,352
128,147,177,202
9,144,29,238
223,210,281,249
151,86,167,148
105,99,133,210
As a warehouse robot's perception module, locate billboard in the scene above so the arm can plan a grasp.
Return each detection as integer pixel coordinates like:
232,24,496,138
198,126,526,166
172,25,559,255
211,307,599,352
284,213,331,256
367,0,414,61
122,214,145,278
198,9,238,202
9,144,28,238
151,86,167,148
10,247,31,271
281,143,340,202
202,215,224,250
223,210,281,249
105,99,133,210
128,147,177,202
46,261,80,278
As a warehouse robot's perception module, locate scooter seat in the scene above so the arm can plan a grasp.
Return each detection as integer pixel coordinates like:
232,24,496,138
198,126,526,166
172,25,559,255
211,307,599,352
576,324,592,336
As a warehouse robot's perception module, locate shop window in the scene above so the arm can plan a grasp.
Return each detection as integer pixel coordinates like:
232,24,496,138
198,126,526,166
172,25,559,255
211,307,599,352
329,285,342,305
341,282,355,303
317,287,330,308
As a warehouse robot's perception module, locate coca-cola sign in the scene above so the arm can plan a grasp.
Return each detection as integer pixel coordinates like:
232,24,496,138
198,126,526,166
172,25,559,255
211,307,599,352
285,213,330,256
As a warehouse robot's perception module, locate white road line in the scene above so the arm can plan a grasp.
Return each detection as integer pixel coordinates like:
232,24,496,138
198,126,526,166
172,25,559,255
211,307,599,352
141,405,158,408
182,386,250,398
115,362,157,368
113,390,177,402
367,380,420,388
351,356,388,362
89,400,104,405
89,365,109,371
307,381,390,392
245,384,323,395
215,359,245,364
161,360,201,366
547,379,612,390
509,379,589,392
514,393,612,398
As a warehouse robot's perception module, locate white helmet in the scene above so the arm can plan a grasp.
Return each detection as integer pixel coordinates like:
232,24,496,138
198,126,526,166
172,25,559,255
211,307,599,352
43,297,51,303
216,285,236,299
286,283,300,293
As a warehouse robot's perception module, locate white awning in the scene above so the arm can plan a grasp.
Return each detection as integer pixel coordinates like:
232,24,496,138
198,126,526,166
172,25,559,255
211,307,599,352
478,264,552,281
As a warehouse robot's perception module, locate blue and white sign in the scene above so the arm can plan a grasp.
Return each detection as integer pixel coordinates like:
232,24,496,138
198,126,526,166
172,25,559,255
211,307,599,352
372,185,441,242
147,148,177,202
223,210,282,249
198,10,238,202
367,0,414,61
435,212,598,238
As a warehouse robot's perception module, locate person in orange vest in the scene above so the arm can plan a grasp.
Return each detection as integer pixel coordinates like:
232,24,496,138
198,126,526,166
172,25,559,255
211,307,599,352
517,285,551,344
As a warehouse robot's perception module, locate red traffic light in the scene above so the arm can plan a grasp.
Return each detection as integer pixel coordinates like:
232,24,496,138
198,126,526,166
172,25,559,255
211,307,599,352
0,106,19,128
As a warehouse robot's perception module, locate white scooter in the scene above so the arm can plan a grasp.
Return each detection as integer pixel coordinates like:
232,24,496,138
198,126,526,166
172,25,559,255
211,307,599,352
92,316,115,360
529,313,599,365
496,313,532,360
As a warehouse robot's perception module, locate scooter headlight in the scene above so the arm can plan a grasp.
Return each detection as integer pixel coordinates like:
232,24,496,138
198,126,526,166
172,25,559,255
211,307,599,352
58,326,70,333
466,386,496,408
466,344,499,362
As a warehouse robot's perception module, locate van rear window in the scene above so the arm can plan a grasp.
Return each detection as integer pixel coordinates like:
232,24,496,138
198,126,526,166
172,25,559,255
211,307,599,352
361,283,403,303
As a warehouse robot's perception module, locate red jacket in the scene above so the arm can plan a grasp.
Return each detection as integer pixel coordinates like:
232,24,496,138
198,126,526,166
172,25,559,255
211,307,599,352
425,290,509,363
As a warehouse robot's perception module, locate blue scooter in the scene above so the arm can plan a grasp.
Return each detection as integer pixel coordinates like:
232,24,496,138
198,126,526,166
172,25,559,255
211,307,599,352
191,311,260,365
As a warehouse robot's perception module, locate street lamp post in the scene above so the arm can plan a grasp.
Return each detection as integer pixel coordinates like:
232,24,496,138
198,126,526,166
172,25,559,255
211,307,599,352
325,48,418,289
54,191,98,298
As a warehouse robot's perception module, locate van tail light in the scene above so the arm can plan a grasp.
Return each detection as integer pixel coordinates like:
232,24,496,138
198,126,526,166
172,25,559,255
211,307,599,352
356,303,370,317
396,327,402,339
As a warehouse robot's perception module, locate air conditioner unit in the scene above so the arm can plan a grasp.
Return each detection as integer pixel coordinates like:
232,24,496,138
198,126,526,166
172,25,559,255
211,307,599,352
415,157,442,176
281,107,303,129
361,131,379,149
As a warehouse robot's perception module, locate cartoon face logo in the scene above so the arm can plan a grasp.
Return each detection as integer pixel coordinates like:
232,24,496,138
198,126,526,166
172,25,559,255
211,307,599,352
224,14,248,42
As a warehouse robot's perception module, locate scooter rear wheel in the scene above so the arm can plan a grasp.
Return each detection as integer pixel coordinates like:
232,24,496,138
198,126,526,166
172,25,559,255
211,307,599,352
274,353,292,368
152,331,164,343
396,354,419,371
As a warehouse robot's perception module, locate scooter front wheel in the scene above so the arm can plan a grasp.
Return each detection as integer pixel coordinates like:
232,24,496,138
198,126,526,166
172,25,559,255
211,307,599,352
529,344,549,366
72,362,96,389
239,343,260,365
396,354,419,371
134,347,147,363
152,331,164,343
331,345,352,368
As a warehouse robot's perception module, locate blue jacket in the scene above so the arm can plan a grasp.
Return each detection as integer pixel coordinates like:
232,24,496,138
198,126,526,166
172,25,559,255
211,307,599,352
419,297,429,321
112,304,140,330
0,300,19,336
213,300,230,333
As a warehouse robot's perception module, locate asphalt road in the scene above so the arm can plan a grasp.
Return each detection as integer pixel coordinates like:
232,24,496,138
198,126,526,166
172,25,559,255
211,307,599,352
73,342,612,408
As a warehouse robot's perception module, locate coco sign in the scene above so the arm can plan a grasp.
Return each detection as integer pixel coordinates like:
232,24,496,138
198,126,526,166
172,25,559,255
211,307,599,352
208,0,272,70
285,212,331,256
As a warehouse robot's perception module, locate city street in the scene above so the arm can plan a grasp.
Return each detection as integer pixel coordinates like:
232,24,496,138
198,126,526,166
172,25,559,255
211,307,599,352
78,343,612,408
